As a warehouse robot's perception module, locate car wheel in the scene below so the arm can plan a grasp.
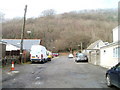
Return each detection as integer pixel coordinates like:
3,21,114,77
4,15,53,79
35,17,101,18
106,74,112,87
45,59,48,62
75,60,78,63
48,58,51,61
31,61,34,64
41,59,45,64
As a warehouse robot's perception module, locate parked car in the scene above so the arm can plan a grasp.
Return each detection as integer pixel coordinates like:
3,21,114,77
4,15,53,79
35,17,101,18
52,53,59,57
68,53,74,58
30,45,48,63
75,53,88,62
106,62,120,88
47,51,52,61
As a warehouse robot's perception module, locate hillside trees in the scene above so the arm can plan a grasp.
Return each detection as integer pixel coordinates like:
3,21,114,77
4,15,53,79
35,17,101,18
2,9,118,52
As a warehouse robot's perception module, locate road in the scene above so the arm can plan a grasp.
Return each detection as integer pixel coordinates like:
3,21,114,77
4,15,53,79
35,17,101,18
2,56,118,89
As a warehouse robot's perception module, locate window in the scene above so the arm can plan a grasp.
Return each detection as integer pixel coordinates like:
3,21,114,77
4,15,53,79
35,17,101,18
118,47,120,58
97,43,99,48
113,47,120,58
113,48,115,57
116,64,120,71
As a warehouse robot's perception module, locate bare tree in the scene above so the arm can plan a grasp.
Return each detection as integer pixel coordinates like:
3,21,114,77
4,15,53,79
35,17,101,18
41,9,56,17
2,9,117,52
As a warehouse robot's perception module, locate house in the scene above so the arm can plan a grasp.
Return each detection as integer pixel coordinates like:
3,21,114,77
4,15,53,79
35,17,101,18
83,39,106,55
87,40,106,50
0,41,6,60
5,44,20,56
100,41,120,68
100,26,120,68
6,44,20,51
84,40,106,65
84,39,106,55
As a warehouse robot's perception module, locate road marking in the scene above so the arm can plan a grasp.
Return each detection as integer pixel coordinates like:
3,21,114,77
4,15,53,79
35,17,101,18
7,72,13,76
11,71,20,74
7,71,19,75
35,77,41,80
32,72,35,74
75,62,88,65
34,81,43,85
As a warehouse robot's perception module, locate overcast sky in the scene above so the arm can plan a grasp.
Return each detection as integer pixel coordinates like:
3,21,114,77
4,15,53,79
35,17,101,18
0,0,119,19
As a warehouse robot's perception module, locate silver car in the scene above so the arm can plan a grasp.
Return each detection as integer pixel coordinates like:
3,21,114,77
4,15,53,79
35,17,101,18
75,53,88,62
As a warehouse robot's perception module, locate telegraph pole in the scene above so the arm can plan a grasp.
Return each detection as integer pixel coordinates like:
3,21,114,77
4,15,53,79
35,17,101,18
81,42,82,52
20,5,27,64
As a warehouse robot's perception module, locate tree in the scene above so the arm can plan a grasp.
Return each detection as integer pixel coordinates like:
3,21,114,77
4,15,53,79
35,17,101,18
0,12,5,23
41,9,56,17
2,9,117,52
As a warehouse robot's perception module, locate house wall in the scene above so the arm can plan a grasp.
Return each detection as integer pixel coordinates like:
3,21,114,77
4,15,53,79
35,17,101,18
100,45,119,68
88,50,100,65
113,27,120,42
94,41,105,49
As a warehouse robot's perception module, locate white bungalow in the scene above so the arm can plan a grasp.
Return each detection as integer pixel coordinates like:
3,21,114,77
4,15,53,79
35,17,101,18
100,26,120,68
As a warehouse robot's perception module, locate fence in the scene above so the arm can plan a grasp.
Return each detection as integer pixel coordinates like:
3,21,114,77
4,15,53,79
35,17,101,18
2,56,20,67
2,55,30,67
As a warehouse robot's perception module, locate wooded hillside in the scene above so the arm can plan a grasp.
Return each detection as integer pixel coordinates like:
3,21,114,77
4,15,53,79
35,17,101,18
2,9,118,52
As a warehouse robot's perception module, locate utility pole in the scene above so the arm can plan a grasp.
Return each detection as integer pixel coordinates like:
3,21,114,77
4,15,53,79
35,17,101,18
81,42,82,52
20,5,27,64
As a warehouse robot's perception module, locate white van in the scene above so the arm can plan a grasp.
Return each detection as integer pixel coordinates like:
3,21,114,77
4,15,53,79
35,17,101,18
30,45,48,63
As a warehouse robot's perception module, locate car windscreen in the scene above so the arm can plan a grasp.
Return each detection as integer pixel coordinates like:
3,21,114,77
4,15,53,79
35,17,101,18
77,53,85,57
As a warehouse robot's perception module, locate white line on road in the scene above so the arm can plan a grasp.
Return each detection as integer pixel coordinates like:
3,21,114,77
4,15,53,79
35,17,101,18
34,81,43,85
7,71,19,75
35,77,41,80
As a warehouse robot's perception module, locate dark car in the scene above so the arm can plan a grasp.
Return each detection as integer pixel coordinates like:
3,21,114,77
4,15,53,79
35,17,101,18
75,53,88,62
106,62,120,88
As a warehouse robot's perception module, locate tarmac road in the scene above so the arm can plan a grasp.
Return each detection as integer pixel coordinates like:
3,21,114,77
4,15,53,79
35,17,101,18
2,56,118,89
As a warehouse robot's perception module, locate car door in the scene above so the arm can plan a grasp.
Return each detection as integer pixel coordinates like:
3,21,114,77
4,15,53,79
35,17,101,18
114,64,120,88
110,63,120,87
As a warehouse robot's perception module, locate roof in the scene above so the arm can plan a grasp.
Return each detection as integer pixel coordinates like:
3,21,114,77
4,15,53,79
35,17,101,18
100,41,120,49
6,44,20,51
2,39,41,51
0,40,7,44
87,40,105,50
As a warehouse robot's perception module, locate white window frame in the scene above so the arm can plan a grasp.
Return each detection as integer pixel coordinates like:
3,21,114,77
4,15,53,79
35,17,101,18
113,47,120,58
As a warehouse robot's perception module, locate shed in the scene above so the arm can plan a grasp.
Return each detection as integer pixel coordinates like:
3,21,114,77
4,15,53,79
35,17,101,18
2,39,41,51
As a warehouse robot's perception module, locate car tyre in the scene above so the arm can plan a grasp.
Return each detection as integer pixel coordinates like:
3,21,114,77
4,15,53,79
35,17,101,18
106,74,112,87
41,59,45,64
31,61,34,64
75,60,78,63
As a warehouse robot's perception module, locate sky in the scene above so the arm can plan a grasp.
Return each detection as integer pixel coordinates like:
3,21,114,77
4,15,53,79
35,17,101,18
0,0,119,19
